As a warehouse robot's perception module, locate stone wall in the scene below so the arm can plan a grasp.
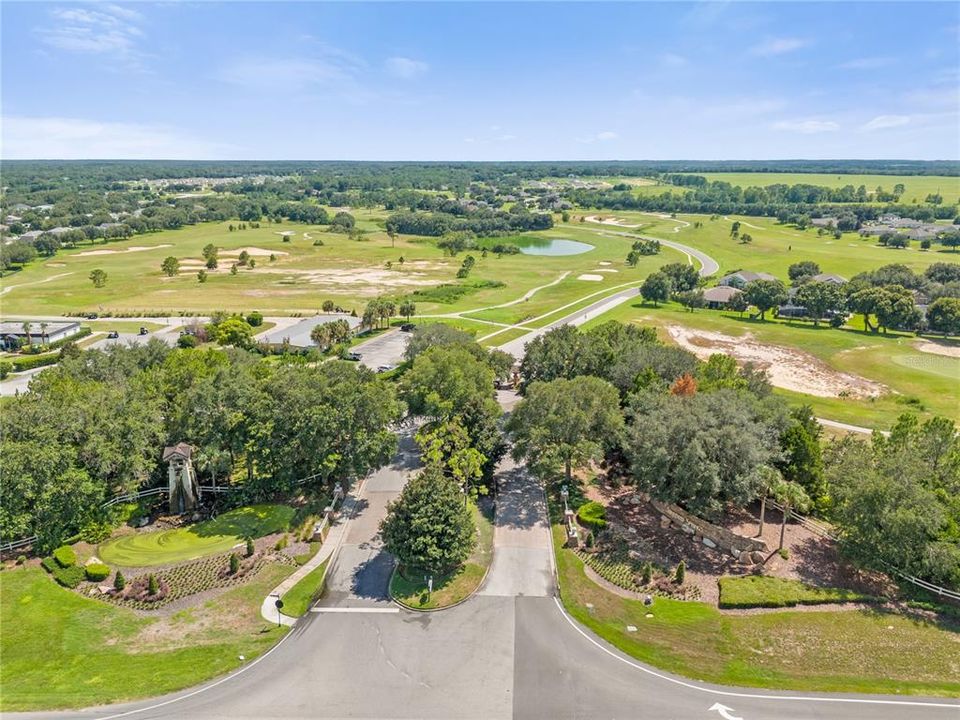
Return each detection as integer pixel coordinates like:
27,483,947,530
650,499,767,557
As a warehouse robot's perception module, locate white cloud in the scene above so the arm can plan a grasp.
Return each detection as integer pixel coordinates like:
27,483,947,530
1,116,234,159
749,37,810,57
385,57,429,79
37,5,144,58
860,115,911,131
772,119,839,134
839,56,893,70
217,57,355,93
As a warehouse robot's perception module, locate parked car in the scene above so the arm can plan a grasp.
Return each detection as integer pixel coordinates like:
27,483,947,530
376,364,396,373
85,312,99,320
138,327,149,335
346,352,362,361
400,323,415,332
106,331,119,339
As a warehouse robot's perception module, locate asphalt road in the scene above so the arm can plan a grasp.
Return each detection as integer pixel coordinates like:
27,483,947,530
17,414,958,720
352,329,411,370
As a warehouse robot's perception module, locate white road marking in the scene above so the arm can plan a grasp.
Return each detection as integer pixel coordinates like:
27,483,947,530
709,702,743,720
551,596,960,709
310,607,399,614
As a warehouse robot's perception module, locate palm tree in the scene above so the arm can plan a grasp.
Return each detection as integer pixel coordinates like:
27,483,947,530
21,321,32,348
387,229,397,248
310,323,331,350
773,480,811,550
39,322,49,346
754,465,782,538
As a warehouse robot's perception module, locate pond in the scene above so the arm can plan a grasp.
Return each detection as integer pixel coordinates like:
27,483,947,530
515,238,595,256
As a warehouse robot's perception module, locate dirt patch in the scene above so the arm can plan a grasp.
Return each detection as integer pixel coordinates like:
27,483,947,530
665,325,885,398
913,339,960,358
75,244,172,257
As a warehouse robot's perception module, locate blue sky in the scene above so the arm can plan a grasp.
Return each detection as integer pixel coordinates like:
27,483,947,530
2,2,958,160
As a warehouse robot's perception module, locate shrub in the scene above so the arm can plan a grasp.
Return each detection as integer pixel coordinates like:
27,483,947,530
246,311,264,327
53,545,77,568
245,537,255,557
12,353,60,373
641,561,653,586
114,570,126,591
41,557,58,574
148,574,159,596
80,520,113,544
53,565,86,588
778,548,789,560
577,501,607,532
674,560,686,584
15,554,26,565
274,535,289,551
85,563,111,582
229,553,240,574
178,334,198,349
584,531,594,548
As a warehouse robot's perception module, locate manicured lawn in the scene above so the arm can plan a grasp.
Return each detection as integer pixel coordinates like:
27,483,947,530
390,502,493,610
281,559,329,617
0,564,292,711
718,575,876,609
99,504,295,567
554,526,960,696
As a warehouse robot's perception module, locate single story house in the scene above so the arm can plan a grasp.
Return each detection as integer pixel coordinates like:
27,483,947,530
811,217,838,228
703,286,743,309
0,320,82,350
810,273,847,285
717,270,777,289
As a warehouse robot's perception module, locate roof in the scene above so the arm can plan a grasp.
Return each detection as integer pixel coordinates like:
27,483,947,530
720,270,776,284
0,320,80,336
162,442,193,461
811,273,847,284
703,286,742,302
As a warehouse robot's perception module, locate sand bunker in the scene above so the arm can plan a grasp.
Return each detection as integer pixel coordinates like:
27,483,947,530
598,261,612,266
221,247,287,257
577,274,604,282
75,244,172,257
665,325,885,398
595,268,619,273
273,231,296,237
584,215,640,228
913,339,960,358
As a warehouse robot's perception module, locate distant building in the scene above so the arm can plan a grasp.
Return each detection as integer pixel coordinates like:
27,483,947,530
717,270,777,288
703,286,743,309
0,320,82,350
810,273,847,285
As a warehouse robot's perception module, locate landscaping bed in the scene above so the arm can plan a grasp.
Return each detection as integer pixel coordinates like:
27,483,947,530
390,500,493,610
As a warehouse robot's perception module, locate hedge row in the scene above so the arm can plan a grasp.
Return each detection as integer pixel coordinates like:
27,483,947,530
53,545,77,568
41,556,86,588
12,353,60,373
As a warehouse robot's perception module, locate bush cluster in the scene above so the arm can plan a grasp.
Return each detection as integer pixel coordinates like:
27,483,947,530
12,353,60,373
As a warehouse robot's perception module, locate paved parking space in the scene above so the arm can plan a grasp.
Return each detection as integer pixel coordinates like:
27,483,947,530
353,329,411,371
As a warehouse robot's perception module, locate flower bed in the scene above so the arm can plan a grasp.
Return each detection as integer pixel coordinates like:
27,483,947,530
576,546,701,602
94,551,296,610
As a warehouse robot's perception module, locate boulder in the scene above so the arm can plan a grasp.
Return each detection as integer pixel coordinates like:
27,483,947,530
659,517,671,529
750,551,766,565
681,524,695,535
702,537,717,549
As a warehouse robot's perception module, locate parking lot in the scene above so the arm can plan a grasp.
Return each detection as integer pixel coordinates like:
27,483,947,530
352,330,410,371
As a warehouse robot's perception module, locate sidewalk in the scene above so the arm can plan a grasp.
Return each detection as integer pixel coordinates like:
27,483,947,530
259,478,368,626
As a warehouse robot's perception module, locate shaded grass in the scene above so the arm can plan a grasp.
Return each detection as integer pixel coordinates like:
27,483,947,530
718,575,876,609
0,564,292,711
554,525,960,696
281,559,329,617
99,504,295,567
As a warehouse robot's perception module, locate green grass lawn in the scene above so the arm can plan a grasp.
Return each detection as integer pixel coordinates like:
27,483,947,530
718,576,876,609
0,564,292,711
582,298,959,427
554,526,960,697
281,559,329,617
390,502,493,610
99,504,295,567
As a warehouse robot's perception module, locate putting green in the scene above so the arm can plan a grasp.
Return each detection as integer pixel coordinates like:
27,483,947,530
99,504,295,567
